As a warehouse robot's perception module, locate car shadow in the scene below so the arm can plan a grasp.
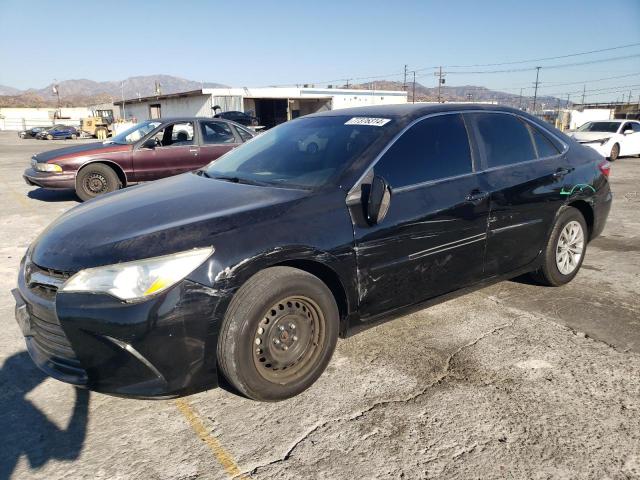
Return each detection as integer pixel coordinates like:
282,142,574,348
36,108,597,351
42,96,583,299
27,188,79,203
0,351,90,479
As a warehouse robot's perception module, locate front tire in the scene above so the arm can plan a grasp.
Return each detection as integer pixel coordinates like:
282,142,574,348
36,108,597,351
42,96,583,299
75,163,121,201
46,134,53,140
217,266,339,401
530,207,587,286
609,143,620,161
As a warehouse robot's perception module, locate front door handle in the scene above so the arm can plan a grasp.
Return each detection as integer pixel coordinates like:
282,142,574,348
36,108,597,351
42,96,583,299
189,148,199,155
553,167,570,178
465,190,489,204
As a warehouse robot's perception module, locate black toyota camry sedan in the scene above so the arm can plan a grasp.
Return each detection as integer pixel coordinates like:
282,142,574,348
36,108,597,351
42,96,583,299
13,104,611,401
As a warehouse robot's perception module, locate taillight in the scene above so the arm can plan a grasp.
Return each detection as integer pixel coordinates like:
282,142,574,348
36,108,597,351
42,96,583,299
598,160,611,177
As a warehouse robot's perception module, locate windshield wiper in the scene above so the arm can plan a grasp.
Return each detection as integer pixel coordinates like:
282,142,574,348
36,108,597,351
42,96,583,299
208,174,267,186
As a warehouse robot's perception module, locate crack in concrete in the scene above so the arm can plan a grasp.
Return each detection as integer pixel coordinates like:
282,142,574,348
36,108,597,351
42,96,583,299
236,320,515,478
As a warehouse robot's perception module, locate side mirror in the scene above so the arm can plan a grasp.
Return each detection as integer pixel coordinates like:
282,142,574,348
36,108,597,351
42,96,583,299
142,138,157,149
366,176,391,225
624,130,634,135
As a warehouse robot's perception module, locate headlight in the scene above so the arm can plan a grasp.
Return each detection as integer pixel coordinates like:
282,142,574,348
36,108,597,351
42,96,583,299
61,247,213,302
34,162,62,172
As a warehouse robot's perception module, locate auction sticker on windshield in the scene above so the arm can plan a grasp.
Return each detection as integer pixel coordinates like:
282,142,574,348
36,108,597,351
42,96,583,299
344,117,391,127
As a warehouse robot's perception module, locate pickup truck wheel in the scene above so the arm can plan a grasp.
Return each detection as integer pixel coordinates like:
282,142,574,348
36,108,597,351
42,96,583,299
76,164,121,201
218,266,339,401
529,206,587,286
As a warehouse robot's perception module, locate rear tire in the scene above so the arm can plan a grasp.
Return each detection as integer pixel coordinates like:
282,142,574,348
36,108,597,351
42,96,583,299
529,207,587,286
609,143,620,161
217,266,339,401
75,163,121,201
71,133,77,140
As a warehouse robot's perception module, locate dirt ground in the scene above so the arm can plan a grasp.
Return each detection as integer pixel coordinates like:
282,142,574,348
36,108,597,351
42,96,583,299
0,131,638,480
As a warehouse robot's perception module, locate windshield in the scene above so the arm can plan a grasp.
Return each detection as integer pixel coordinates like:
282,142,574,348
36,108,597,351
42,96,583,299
203,116,392,188
110,121,161,144
577,121,620,133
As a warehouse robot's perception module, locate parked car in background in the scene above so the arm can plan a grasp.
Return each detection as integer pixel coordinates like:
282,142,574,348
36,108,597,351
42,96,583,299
13,104,611,401
36,125,79,140
214,110,260,127
18,126,47,139
568,119,640,160
23,117,255,201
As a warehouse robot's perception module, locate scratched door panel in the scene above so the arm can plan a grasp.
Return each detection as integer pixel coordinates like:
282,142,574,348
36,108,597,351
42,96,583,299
353,174,489,319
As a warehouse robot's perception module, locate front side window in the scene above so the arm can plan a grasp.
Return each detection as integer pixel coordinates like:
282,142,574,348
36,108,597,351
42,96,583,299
632,123,640,133
149,122,195,147
203,115,391,188
374,114,472,188
472,113,536,168
200,121,236,144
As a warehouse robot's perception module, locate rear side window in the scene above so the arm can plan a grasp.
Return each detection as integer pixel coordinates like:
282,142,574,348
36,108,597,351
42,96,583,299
234,125,253,142
375,113,472,188
528,125,560,158
200,121,236,144
471,113,536,168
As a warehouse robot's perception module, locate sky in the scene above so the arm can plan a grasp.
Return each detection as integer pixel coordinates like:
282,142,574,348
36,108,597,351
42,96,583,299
1,0,639,102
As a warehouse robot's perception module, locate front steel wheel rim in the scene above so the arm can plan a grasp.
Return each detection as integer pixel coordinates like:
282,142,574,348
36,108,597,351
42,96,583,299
555,220,584,275
84,173,108,194
252,296,325,383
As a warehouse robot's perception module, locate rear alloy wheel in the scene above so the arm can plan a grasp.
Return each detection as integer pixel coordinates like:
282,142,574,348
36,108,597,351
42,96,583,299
609,143,620,161
529,206,588,286
76,164,121,201
218,266,339,401
71,133,77,140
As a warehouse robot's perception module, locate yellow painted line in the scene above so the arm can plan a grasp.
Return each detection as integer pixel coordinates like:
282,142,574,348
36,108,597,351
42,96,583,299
175,398,250,479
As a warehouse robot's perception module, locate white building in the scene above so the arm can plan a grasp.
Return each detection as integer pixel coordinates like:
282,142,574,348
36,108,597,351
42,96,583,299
118,86,408,128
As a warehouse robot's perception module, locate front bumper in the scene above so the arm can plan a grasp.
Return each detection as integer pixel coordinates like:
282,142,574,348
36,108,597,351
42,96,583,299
14,259,229,398
23,167,76,189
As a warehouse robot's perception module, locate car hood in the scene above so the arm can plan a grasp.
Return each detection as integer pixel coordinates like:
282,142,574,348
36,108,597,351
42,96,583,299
568,131,615,143
33,142,130,162
31,173,309,271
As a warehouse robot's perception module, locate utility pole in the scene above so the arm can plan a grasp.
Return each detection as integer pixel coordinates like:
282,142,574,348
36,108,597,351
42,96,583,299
345,79,351,88
403,64,408,91
412,71,416,104
566,93,571,109
628,90,633,105
435,66,446,103
581,84,586,105
518,88,523,109
121,81,126,120
532,66,541,113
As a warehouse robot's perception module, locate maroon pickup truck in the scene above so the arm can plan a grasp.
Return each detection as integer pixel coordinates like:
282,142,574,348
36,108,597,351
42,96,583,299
23,117,255,201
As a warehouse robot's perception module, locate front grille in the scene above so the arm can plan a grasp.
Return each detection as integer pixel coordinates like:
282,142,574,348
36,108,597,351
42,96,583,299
24,262,80,370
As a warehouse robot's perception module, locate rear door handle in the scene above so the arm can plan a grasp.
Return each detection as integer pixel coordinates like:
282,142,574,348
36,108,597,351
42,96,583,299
189,148,199,155
465,190,489,204
553,168,570,178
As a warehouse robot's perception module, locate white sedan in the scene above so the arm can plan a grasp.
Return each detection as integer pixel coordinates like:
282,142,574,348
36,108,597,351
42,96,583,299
568,120,640,160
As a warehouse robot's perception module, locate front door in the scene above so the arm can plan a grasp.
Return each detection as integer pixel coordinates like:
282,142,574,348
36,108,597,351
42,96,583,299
348,113,489,320
132,121,199,181
198,120,240,164
466,112,569,277
620,122,640,156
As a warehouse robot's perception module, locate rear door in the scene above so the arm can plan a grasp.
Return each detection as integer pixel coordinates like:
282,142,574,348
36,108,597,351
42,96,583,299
132,121,199,181
198,120,240,164
467,112,568,277
348,113,489,320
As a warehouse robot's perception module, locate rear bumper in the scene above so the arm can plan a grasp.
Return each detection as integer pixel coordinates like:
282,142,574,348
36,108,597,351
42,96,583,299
23,168,75,189
14,257,226,398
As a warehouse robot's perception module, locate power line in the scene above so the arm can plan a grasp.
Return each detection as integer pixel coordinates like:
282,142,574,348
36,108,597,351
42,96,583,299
417,42,640,70
537,72,640,89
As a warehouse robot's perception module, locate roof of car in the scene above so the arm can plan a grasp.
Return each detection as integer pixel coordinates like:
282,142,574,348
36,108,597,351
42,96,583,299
307,103,526,122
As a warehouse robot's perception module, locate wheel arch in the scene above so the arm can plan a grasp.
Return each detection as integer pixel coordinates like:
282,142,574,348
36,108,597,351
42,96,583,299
274,258,350,336
76,159,128,187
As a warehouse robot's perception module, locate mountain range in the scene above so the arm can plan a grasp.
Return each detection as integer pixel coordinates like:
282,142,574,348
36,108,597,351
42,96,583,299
0,75,227,107
0,75,566,110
